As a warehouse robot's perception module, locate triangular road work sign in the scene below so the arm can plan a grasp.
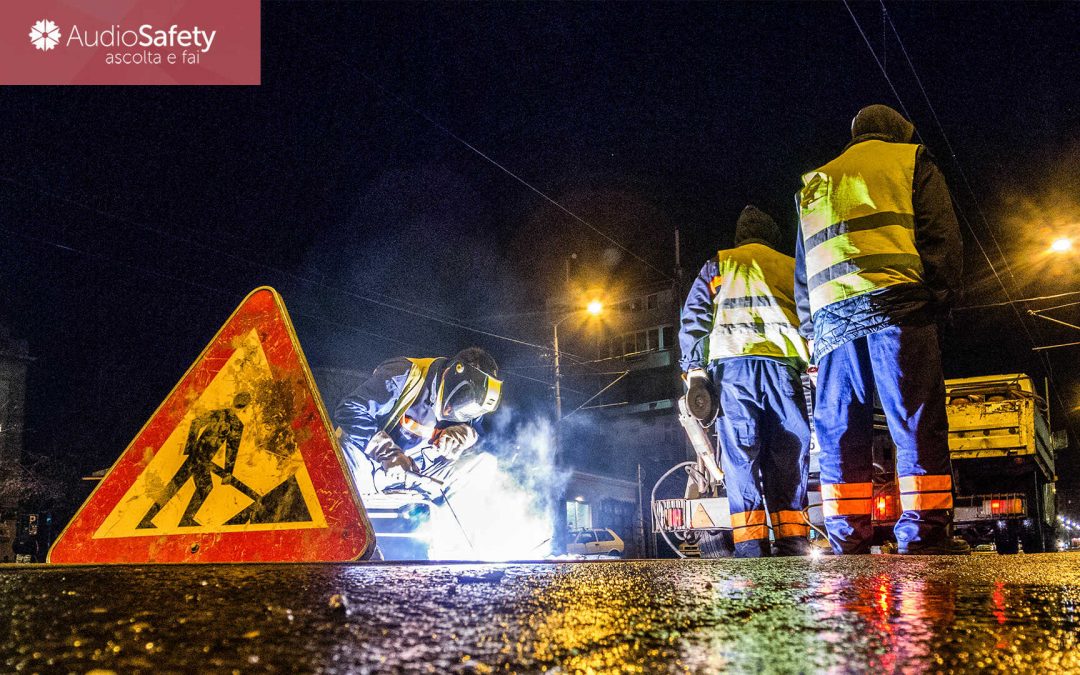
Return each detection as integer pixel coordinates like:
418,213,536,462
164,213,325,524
49,287,375,563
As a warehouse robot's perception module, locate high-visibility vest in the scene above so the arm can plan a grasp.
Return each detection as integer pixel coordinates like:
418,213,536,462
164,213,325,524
798,140,924,315
707,243,809,365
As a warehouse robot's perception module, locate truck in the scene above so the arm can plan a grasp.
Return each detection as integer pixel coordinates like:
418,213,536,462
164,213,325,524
868,373,1063,553
943,373,1062,553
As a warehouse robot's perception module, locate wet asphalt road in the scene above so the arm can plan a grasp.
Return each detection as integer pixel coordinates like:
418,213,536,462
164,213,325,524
3,553,1080,673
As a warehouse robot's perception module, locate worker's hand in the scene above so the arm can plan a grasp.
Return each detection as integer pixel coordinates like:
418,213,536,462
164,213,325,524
685,369,718,424
375,447,416,479
434,424,478,461
366,432,419,480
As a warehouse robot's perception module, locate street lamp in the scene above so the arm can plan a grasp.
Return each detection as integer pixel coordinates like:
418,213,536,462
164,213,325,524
552,299,604,422
1050,237,1073,253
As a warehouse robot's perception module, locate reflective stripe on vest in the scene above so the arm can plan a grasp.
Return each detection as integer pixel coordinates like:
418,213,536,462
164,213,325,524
706,243,810,364
798,140,924,314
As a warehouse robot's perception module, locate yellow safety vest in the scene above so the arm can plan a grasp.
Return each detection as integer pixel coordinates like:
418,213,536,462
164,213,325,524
798,140,924,315
380,357,438,433
707,243,809,365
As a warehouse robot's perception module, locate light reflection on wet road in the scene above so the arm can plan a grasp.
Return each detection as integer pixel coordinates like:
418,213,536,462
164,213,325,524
3,553,1079,672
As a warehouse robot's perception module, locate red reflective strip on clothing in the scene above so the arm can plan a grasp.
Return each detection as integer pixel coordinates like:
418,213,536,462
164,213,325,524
770,510,807,526
733,525,769,543
709,276,723,294
900,492,953,512
822,499,872,517
400,416,435,439
898,474,952,493
730,510,767,528
821,482,873,500
775,523,810,539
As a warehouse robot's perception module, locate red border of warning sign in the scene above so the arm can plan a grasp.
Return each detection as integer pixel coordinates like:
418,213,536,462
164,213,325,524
48,287,375,563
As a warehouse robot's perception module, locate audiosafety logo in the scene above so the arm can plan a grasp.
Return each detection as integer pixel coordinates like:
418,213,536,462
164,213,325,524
2,0,260,85
28,19,61,52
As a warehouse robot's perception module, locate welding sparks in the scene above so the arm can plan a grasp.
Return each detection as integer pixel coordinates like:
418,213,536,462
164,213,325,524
420,415,567,561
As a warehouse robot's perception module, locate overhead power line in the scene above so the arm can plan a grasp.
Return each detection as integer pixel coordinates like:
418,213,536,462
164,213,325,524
0,174,553,353
285,23,673,282
954,290,1080,312
875,1,1073,430
843,0,1075,438
3,225,560,391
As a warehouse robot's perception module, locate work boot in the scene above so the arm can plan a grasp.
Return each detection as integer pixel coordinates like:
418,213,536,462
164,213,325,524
897,537,971,555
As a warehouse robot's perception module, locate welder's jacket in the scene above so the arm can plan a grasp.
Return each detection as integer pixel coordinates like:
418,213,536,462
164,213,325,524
334,357,482,486
794,137,962,360
680,243,809,371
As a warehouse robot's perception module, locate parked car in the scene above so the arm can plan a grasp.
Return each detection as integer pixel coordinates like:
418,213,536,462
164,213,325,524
567,528,624,558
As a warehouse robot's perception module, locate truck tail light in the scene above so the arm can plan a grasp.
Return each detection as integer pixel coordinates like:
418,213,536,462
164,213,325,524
986,498,1024,515
875,497,888,519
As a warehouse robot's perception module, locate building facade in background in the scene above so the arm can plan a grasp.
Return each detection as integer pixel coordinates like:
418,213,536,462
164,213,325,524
0,325,32,561
554,281,692,556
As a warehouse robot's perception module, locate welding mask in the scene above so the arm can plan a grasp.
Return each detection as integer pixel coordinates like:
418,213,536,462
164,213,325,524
436,351,502,423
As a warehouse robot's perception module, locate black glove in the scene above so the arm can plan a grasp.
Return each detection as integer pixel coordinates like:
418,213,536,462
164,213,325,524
685,369,718,424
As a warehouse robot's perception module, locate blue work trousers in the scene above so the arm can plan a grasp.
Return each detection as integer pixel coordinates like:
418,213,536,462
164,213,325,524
710,358,811,558
815,323,954,554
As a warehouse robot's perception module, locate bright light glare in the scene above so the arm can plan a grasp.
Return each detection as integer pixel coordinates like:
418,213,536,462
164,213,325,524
1050,237,1073,253
586,299,604,316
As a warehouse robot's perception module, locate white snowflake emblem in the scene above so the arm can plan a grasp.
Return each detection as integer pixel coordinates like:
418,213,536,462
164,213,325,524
29,19,61,52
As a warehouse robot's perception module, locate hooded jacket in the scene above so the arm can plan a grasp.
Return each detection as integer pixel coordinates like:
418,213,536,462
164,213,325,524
794,105,963,360
679,206,809,371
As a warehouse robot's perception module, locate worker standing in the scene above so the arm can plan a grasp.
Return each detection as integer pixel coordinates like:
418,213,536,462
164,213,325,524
794,104,967,555
680,205,813,558
334,347,502,499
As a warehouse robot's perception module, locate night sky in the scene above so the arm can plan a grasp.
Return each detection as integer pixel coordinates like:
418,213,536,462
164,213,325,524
2,2,1078,507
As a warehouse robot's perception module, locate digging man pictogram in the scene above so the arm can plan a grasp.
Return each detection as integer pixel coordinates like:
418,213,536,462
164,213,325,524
137,392,254,529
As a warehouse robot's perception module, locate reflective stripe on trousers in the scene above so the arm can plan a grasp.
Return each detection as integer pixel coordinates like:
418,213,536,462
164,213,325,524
814,323,953,554
711,357,811,558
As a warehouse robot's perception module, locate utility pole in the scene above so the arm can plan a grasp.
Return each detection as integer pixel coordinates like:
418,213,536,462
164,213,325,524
637,463,649,559
552,321,562,422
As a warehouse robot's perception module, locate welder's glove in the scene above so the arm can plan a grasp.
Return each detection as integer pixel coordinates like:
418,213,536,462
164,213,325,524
434,424,479,461
685,368,718,425
365,431,419,479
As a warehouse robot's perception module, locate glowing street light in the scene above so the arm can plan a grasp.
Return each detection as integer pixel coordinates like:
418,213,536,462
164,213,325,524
1050,237,1073,253
552,298,607,421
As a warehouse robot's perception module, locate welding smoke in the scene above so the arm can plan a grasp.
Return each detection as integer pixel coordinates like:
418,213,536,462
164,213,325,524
421,408,569,561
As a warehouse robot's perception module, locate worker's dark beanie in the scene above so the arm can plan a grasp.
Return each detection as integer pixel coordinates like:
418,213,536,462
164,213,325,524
734,205,782,248
851,104,915,143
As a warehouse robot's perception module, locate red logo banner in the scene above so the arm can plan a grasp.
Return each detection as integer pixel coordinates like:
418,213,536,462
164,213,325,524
1,0,260,85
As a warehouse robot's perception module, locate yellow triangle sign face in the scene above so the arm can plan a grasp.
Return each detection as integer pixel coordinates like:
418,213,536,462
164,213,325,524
49,287,374,563
94,328,328,538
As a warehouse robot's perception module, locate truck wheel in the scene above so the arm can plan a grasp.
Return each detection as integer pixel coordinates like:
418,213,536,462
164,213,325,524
1021,532,1044,553
1022,528,1045,554
697,530,734,558
995,525,1019,555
